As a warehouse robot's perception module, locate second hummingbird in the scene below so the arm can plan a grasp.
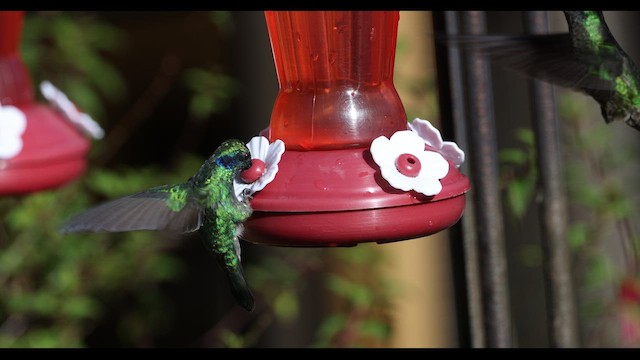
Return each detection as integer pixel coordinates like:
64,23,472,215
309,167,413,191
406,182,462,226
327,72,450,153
447,11,640,132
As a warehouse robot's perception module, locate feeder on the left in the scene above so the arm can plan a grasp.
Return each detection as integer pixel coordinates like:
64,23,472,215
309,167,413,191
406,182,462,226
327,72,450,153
0,11,95,195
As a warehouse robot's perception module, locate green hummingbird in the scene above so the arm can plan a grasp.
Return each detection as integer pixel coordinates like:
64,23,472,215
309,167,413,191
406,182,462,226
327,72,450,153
447,11,640,131
61,139,256,311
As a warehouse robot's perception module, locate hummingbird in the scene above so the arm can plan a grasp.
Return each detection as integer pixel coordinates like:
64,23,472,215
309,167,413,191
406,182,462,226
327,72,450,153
61,139,256,311
445,11,640,131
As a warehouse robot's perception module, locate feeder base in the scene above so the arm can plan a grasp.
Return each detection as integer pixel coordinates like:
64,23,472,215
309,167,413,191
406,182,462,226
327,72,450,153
0,104,89,195
244,194,466,247
244,145,469,247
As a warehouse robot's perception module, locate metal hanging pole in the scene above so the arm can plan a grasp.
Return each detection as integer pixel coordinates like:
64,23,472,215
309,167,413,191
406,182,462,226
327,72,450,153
459,10,513,348
433,10,485,348
524,10,579,348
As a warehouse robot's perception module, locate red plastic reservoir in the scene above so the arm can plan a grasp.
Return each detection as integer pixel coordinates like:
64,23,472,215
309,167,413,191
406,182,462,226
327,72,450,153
265,11,407,150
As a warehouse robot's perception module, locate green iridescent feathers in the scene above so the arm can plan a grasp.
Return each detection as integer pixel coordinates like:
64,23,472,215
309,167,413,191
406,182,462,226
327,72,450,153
60,184,203,233
441,11,640,130
60,139,252,235
60,139,256,311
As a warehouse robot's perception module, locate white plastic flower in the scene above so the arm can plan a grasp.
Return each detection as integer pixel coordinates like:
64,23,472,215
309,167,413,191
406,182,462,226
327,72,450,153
408,118,465,168
370,130,449,196
0,104,27,160
234,136,285,201
40,81,104,139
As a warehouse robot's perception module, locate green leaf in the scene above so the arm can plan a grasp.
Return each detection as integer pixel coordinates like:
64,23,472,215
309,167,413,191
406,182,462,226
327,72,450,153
585,255,612,287
273,290,299,322
515,128,535,146
210,11,234,35
189,94,216,120
148,255,183,281
7,291,58,316
359,319,391,340
506,177,535,219
313,313,347,347
607,191,632,218
335,246,379,265
567,222,590,250
395,36,409,59
61,296,101,320
325,274,373,308
183,69,237,120
499,148,528,165
219,330,244,348
20,328,63,348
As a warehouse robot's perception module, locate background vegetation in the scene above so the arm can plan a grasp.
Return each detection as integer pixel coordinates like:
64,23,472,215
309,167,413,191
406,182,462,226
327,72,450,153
0,11,638,348
0,11,396,348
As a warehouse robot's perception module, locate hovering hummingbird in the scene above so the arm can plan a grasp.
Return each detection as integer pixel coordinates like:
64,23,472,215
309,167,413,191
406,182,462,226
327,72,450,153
446,11,640,131
61,139,256,311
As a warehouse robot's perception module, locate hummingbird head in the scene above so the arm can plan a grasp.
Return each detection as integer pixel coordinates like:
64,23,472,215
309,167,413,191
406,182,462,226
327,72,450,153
212,139,252,172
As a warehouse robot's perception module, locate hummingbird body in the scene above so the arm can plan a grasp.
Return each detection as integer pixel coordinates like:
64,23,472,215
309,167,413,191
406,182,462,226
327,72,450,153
564,11,640,129
61,139,256,311
447,11,640,131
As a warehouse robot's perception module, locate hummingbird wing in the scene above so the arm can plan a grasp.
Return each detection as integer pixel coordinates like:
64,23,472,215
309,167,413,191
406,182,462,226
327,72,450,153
440,33,621,93
60,184,203,234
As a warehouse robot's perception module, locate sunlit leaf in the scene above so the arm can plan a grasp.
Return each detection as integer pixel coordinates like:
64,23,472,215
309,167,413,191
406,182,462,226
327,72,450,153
359,319,391,340
585,255,613,287
60,296,101,320
499,148,528,165
313,313,347,347
567,222,590,250
326,274,373,308
506,177,535,219
515,128,535,146
273,290,299,322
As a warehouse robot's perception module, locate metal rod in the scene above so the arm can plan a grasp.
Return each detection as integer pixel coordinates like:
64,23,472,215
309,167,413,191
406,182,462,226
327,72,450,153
432,10,485,348
460,11,513,348
524,11,579,348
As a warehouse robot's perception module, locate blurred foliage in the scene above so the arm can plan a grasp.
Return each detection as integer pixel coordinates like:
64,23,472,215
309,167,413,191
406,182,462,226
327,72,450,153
498,88,640,346
1,11,225,347
182,69,237,122
2,11,398,348
208,245,395,348
499,128,537,221
0,162,193,347
21,12,128,120
559,92,640,347
313,247,394,347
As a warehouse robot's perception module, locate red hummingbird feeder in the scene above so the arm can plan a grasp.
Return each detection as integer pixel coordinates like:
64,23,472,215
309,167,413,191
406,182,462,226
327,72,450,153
0,11,90,195
242,11,470,247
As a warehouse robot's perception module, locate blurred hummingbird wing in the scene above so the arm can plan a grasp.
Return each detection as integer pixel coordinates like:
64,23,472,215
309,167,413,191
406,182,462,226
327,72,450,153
60,185,204,234
439,33,618,92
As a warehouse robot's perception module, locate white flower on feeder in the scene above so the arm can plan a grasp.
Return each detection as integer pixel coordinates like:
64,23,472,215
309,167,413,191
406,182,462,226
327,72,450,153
0,104,27,160
234,136,285,201
370,130,449,196
40,81,105,140
408,118,465,168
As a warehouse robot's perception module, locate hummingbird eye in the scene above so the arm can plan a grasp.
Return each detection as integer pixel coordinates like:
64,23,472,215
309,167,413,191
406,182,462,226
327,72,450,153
215,154,246,169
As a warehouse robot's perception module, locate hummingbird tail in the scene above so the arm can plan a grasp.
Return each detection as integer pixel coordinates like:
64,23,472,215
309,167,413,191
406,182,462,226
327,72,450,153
227,265,255,312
